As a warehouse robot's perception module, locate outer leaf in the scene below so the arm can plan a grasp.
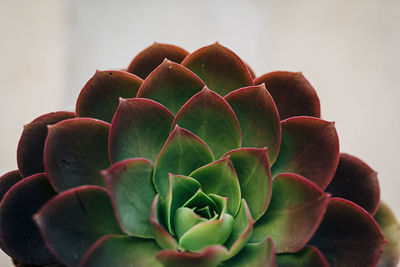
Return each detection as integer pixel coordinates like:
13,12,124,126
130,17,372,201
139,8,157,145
80,235,162,267
276,246,329,267
174,87,241,158
374,202,400,267
153,125,214,200
223,199,254,260
182,43,253,96
150,195,177,250
17,111,75,177
326,153,380,215
102,158,156,238
225,84,281,164
309,197,387,267
76,70,142,123
156,245,228,267
189,157,241,216
0,173,57,265
254,71,320,120
34,186,123,267
128,42,189,79
136,59,205,115
220,237,276,267
109,98,174,164
250,173,329,253
271,116,339,190
222,148,272,221
0,170,22,203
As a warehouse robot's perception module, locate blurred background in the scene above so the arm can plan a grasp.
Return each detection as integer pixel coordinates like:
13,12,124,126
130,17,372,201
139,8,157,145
1,0,399,265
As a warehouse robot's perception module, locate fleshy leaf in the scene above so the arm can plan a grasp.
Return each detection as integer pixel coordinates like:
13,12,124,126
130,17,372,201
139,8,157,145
173,87,241,158
80,235,163,267
153,125,214,200
0,173,57,265
309,197,387,267
76,70,142,123
183,189,218,212
222,148,272,220
44,118,110,191
220,237,276,267
250,173,329,253
136,59,205,115
374,201,400,267
156,245,227,267
254,71,320,120
34,186,123,267
150,195,177,250
223,199,254,260
189,157,241,216
326,153,380,215
164,174,201,235
271,116,339,190
0,170,22,203
276,246,329,267
109,98,174,164
182,43,253,96
178,213,234,251
128,42,189,79
175,207,207,239
225,84,281,164
17,111,75,177
102,158,156,238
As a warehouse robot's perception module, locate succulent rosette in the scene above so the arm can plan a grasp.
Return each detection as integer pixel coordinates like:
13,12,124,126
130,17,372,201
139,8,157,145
0,43,399,267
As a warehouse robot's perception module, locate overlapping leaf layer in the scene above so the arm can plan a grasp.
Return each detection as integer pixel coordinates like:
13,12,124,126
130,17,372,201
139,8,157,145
0,43,398,267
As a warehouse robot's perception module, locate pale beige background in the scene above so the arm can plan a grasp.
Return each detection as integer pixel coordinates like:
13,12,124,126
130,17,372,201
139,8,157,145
1,0,399,266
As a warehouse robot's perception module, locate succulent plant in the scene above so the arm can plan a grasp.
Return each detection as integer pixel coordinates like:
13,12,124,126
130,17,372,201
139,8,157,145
0,43,399,267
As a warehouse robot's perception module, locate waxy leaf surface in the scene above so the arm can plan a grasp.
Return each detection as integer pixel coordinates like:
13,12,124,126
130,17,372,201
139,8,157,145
76,70,142,123
182,43,253,96
0,174,57,265
271,116,339,190
309,198,387,267
225,84,281,164
153,126,214,200
254,71,320,120
44,118,110,191
326,153,380,215
174,87,241,158
128,42,189,79
80,235,162,267
35,186,123,266
17,111,75,177
109,98,174,164
251,173,329,253
276,246,329,267
137,60,205,115
103,158,156,238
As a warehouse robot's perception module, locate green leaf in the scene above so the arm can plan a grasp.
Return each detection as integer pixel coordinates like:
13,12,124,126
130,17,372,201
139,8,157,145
165,174,201,235
250,173,329,253
128,42,189,79
175,207,207,239
102,158,156,238
183,189,218,213
109,98,174,164
225,84,281,164
76,70,142,123
44,118,110,192
153,125,214,200
220,237,276,267
80,235,163,267
34,186,123,266
182,43,253,96
137,59,205,115
174,87,241,158
178,213,234,251
223,148,272,220
156,245,227,267
271,116,339,190
276,246,329,267
189,157,241,216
